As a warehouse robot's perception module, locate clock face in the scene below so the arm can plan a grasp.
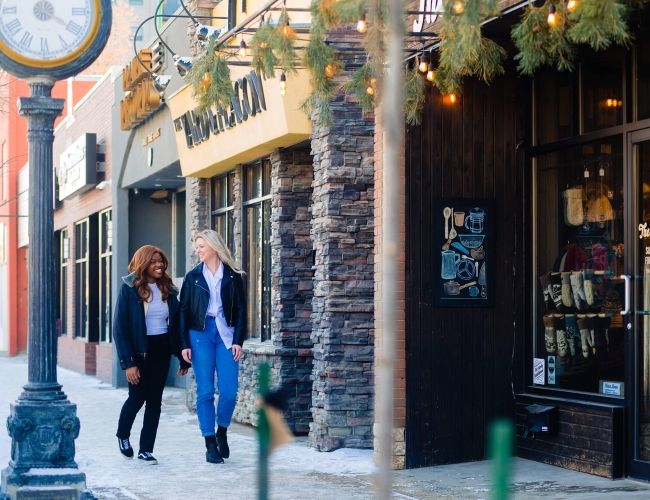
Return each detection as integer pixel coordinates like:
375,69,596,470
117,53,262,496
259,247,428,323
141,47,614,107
0,0,96,64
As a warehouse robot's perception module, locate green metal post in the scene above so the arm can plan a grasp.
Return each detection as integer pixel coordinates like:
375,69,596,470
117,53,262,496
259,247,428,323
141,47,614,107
257,363,271,500
489,419,514,500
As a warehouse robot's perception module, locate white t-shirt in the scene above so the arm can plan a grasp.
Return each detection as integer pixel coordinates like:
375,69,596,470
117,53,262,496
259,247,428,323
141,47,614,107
145,283,168,335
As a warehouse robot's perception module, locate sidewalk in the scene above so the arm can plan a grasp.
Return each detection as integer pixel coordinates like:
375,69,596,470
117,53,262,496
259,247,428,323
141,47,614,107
1,355,649,499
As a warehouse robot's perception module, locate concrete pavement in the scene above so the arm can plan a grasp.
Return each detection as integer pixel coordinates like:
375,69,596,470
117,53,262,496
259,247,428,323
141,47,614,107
2,354,650,499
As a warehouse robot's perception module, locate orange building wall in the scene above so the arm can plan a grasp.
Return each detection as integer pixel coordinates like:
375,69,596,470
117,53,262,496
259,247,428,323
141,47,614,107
0,73,98,356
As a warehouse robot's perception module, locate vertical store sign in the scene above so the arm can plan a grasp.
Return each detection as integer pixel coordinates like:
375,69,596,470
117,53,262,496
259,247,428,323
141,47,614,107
56,133,99,201
413,0,443,32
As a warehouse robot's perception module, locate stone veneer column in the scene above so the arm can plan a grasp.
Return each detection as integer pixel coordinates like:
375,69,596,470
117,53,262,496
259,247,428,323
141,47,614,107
230,148,316,434
309,48,376,449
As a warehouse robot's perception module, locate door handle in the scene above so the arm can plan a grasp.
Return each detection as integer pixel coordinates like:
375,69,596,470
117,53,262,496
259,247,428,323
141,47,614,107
620,274,631,315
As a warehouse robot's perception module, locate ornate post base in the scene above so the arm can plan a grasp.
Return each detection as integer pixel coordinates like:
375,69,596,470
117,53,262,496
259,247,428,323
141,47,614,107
1,400,93,500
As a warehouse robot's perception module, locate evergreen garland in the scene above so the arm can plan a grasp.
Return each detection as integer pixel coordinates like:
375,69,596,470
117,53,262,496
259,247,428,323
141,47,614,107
272,7,299,75
568,0,630,50
343,61,377,112
404,63,427,125
188,39,233,112
250,18,278,79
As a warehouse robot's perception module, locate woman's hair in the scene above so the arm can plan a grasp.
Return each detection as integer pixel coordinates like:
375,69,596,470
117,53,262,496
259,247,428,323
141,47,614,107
128,245,176,302
195,229,244,274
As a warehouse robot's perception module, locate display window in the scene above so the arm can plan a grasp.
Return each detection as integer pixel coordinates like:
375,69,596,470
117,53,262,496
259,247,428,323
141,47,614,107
533,136,625,396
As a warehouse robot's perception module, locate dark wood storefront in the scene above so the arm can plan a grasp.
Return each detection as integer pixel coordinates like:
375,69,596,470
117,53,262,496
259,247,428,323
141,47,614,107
404,12,650,480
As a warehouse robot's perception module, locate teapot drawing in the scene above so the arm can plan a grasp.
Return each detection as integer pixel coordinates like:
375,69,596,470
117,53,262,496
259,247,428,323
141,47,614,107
441,250,460,279
464,207,485,234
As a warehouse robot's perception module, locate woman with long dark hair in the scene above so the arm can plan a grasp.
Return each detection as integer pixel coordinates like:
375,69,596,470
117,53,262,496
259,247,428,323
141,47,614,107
179,229,246,464
113,245,190,464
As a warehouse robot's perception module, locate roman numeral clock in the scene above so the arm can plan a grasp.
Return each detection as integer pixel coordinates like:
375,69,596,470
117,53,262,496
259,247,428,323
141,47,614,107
0,0,111,79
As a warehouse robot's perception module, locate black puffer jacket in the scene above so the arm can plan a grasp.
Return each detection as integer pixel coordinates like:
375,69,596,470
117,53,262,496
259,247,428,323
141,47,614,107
113,272,190,370
179,262,247,349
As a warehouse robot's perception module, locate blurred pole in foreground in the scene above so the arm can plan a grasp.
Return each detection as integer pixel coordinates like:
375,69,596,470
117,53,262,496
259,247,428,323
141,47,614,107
376,0,404,495
258,363,271,500
489,420,514,500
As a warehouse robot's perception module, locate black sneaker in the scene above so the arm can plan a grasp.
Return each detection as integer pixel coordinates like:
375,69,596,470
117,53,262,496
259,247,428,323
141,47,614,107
137,452,158,465
117,437,133,459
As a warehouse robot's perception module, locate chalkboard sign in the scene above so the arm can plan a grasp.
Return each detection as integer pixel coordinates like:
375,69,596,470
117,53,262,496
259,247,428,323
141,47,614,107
433,198,495,307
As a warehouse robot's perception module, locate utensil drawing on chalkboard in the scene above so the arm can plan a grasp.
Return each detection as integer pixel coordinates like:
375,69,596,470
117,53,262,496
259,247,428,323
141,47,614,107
461,254,475,262
444,280,460,295
442,238,452,250
464,207,486,233
479,261,486,297
441,250,460,279
469,286,479,296
451,241,470,255
449,207,458,239
458,234,484,249
471,246,485,259
475,261,479,278
456,259,475,280
459,281,476,290
443,207,451,239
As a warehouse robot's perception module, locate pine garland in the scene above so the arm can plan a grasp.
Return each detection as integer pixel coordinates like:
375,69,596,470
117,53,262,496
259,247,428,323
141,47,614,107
568,0,630,50
404,64,427,125
272,7,299,75
250,19,278,79
188,39,233,112
343,62,377,112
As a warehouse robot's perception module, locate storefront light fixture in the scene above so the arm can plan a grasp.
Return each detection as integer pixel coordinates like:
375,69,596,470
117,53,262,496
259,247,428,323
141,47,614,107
567,0,578,12
606,98,623,107
152,74,172,97
280,72,287,96
547,3,557,26
357,14,367,33
426,68,435,82
239,36,248,58
418,51,429,73
174,55,194,78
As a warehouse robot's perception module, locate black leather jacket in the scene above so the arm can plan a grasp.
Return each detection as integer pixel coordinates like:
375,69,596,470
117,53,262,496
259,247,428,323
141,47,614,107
113,272,190,370
179,262,247,349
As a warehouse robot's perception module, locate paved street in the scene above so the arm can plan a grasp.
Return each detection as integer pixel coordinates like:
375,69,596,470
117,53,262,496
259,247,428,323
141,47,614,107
2,354,650,499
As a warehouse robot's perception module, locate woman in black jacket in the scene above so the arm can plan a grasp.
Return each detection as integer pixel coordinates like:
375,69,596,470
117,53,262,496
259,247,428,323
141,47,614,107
113,245,190,465
179,229,246,464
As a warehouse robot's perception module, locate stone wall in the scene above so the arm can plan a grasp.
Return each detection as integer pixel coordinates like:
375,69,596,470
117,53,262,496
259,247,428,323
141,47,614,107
308,35,376,450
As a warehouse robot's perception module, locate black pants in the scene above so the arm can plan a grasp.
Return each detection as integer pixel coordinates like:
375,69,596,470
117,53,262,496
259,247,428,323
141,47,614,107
116,333,171,453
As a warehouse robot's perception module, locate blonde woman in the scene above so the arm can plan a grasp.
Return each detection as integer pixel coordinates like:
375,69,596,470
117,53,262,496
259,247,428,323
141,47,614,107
178,229,246,464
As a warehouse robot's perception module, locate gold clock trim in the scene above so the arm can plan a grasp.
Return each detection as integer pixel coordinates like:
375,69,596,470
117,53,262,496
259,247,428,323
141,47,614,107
0,0,103,70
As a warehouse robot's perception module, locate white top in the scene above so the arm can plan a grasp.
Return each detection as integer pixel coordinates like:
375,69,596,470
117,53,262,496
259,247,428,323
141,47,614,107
202,262,235,348
145,284,168,335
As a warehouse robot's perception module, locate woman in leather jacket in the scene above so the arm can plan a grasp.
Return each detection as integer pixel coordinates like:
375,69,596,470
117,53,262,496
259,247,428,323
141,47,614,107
179,229,246,464
113,245,189,465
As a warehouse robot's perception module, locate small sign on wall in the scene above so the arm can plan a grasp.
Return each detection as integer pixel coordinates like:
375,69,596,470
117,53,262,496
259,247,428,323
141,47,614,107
533,358,545,385
548,356,556,385
433,198,495,307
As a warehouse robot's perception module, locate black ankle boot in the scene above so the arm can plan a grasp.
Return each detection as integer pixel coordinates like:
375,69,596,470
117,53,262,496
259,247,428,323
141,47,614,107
216,426,230,459
205,435,224,464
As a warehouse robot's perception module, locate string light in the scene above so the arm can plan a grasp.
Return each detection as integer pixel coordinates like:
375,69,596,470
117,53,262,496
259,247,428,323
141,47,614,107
199,72,211,92
357,14,367,33
567,0,578,11
325,64,335,78
547,3,556,26
282,23,294,37
366,85,374,95
450,94,457,104
453,1,464,14
418,52,429,73
280,72,287,96
239,37,248,58
426,69,435,82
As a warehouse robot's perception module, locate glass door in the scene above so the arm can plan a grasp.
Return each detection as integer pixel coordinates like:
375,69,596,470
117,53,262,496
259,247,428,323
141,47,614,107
629,129,650,480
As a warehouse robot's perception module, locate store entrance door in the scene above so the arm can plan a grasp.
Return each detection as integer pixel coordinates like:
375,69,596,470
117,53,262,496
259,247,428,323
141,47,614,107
628,129,650,480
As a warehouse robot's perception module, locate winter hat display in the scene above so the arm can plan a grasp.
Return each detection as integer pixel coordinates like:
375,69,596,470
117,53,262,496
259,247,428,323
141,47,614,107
539,273,555,311
562,186,586,226
550,273,566,312
543,315,557,354
584,182,614,224
587,314,598,356
583,269,604,310
560,272,574,308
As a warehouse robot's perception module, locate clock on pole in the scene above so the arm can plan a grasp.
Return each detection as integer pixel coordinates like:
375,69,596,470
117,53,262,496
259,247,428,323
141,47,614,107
0,1,111,499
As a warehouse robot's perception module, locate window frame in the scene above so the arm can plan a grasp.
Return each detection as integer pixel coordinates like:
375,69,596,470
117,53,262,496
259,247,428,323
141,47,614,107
99,209,112,344
211,170,236,257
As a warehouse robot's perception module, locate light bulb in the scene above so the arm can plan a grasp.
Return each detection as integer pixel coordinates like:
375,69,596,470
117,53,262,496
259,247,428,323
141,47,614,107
567,0,577,12
282,24,294,37
450,94,457,104
366,85,374,95
370,78,377,86
547,3,556,26
357,15,367,33
280,72,287,96
325,65,334,78
606,98,613,107
199,72,211,92
426,69,435,82
239,39,248,58
453,1,464,14
261,41,269,49
418,53,429,73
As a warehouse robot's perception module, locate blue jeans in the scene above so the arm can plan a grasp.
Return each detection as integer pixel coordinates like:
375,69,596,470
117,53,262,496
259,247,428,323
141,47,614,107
190,317,239,436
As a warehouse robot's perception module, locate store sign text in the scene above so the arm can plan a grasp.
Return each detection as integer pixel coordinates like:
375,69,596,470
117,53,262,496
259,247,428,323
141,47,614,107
57,134,98,201
413,0,442,32
639,222,650,239
173,70,267,149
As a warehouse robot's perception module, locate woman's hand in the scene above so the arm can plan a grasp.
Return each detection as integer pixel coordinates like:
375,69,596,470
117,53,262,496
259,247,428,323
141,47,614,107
126,366,140,385
177,367,189,377
232,344,242,362
182,349,192,364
